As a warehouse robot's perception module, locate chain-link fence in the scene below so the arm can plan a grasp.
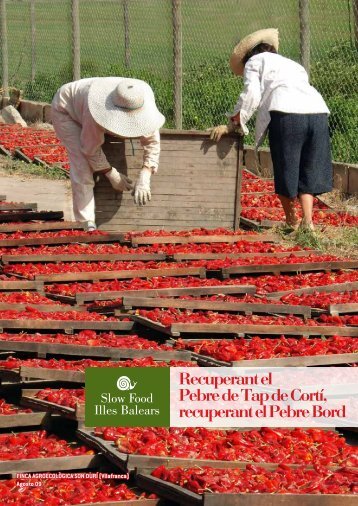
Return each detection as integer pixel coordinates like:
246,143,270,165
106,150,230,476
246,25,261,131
1,0,357,163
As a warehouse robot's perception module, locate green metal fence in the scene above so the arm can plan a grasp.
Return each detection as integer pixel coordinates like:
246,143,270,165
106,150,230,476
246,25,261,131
1,0,357,163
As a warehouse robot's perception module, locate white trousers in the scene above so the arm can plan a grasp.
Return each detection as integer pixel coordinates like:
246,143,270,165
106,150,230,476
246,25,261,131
51,107,96,223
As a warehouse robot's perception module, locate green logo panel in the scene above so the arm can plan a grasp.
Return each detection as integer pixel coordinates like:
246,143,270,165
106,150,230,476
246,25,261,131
85,367,170,427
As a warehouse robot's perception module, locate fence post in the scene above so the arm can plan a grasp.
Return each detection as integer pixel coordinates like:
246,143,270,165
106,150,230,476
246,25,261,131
354,0,358,49
172,0,182,129
0,0,9,99
30,0,36,81
123,0,130,68
299,0,310,75
71,0,81,81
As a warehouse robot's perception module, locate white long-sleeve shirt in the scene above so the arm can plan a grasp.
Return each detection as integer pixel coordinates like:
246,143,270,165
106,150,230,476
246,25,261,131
231,53,329,147
52,78,160,172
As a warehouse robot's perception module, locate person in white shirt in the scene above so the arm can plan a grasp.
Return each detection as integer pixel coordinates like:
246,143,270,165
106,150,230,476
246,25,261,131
210,28,332,231
51,77,165,230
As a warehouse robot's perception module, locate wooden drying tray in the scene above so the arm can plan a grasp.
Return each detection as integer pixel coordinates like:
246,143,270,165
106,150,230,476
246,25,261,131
136,472,356,506
0,319,134,333
0,280,44,292
329,303,358,316
120,297,312,319
0,202,37,211
21,388,84,421
172,250,321,261
34,266,206,283
77,427,345,475
131,315,358,338
73,285,257,304
267,281,358,299
14,146,60,164
0,221,86,234
131,233,280,246
0,302,83,312
192,351,358,368
0,408,49,428
0,210,64,223
0,339,192,361
0,232,124,247
221,260,358,278
20,366,85,383
0,452,101,475
2,252,167,264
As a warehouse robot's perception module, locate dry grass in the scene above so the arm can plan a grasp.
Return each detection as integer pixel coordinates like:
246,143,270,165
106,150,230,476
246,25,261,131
0,154,67,180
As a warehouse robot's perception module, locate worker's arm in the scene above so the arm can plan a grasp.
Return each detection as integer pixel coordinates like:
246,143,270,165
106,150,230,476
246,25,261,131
231,58,262,134
132,130,161,206
79,108,110,172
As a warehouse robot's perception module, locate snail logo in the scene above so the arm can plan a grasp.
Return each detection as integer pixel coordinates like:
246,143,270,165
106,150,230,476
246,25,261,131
116,375,137,391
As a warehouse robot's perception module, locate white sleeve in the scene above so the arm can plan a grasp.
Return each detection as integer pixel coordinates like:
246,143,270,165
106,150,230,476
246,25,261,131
140,130,161,173
80,107,110,172
232,58,262,134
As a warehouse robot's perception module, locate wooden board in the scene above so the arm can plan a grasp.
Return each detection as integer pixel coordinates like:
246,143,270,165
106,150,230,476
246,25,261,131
0,221,85,234
192,351,358,368
172,250,321,261
132,316,358,337
329,303,358,316
0,280,44,292
35,266,206,283
221,261,358,278
0,211,64,223
0,202,37,211
0,319,134,332
136,473,356,506
3,253,167,264
131,233,279,246
21,388,84,421
0,303,82,312
0,340,192,361
20,366,85,383
0,410,49,428
121,297,312,318
267,282,358,299
0,454,100,475
75,285,257,304
0,232,124,247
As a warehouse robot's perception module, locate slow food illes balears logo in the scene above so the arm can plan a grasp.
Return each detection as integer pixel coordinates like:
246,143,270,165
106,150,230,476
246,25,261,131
117,375,137,391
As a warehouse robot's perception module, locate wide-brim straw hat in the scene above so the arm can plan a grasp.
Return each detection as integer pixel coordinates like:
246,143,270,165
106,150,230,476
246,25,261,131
230,28,279,76
88,77,165,138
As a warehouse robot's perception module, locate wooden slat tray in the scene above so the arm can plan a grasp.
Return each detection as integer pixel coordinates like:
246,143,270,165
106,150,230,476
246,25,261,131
191,351,358,368
0,303,83,312
0,453,101,475
21,388,84,421
221,261,358,278
136,472,356,506
20,366,85,383
0,280,44,292
0,410,49,428
267,282,358,299
77,428,327,475
35,266,206,283
3,253,167,264
329,303,358,316
74,285,257,304
0,202,37,211
132,316,358,337
172,250,320,261
121,297,312,318
0,319,134,333
0,232,124,247
0,339,192,361
131,233,279,246
0,211,64,223
0,221,86,234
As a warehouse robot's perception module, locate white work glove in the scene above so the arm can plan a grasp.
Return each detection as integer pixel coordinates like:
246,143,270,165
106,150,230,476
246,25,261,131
133,167,152,206
105,167,133,192
208,119,243,142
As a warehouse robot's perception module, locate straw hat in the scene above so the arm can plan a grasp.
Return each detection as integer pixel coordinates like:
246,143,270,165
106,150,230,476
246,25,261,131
88,77,165,138
230,28,279,76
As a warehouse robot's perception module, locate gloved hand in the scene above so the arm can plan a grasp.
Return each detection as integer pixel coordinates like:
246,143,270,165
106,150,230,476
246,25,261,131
133,167,152,206
208,120,236,142
105,168,133,192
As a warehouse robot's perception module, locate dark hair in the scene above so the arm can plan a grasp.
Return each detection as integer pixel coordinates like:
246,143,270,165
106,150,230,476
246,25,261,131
243,43,277,65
